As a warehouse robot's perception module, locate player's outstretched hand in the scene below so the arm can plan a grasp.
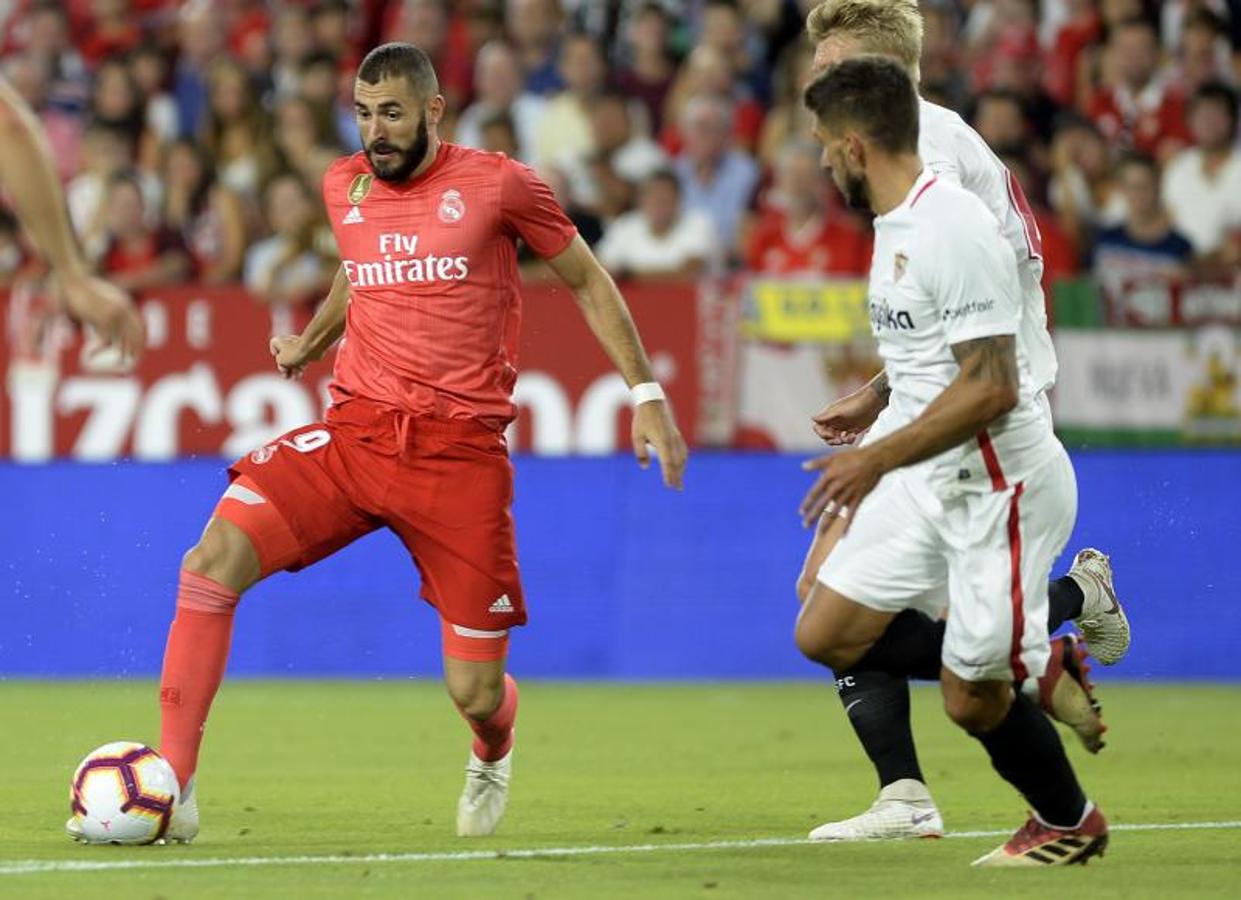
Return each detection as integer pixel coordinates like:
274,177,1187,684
798,448,883,530
59,273,144,362
632,400,688,490
270,334,315,379
812,388,883,445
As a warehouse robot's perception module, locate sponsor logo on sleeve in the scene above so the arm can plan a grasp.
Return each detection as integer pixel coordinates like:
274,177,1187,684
942,299,997,322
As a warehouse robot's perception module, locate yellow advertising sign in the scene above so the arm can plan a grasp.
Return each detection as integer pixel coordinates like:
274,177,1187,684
742,278,871,343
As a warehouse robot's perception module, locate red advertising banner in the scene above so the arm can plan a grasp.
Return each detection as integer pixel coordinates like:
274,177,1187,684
1,280,736,460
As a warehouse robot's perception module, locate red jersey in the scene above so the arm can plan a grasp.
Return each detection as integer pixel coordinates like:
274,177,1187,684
323,143,578,428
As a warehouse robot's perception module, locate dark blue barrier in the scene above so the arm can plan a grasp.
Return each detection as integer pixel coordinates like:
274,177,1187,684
2,451,1238,679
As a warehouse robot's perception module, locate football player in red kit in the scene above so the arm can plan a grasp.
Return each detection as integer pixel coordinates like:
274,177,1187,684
66,43,687,845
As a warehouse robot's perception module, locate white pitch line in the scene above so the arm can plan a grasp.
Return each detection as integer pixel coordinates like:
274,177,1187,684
3,820,1239,877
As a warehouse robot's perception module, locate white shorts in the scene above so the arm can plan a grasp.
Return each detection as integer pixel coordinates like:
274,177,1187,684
818,446,1077,684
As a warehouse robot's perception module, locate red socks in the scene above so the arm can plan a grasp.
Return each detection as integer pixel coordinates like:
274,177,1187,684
158,571,239,789
462,674,519,761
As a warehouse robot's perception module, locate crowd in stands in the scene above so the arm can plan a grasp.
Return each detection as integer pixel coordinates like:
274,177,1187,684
0,0,1238,308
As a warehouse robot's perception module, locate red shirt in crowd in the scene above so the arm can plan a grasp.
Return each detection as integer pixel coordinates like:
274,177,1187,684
1088,79,1191,158
745,210,871,276
100,228,186,278
322,143,579,428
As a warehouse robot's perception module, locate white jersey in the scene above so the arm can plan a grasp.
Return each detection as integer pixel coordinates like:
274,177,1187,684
867,170,1060,496
917,100,1058,395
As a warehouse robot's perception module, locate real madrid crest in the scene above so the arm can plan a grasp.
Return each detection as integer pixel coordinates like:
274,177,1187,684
438,189,466,224
347,173,374,206
894,251,908,281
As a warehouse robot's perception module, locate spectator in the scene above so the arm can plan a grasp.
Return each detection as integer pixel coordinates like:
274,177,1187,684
79,0,141,67
673,93,759,252
697,0,770,104
68,122,160,262
757,40,815,169
384,0,473,111
987,32,1062,145
89,56,163,172
1049,115,1124,258
130,45,179,149
200,58,279,199
1044,0,1102,108
746,141,870,277
161,139,246,284
663,45,766,155
455,40,545,163
298,51,362,154
596,170,717,279
270,5,315,101
534,31,607,169
920,3,969,112
1088,16,1190,159
1091,153,1194,299
173,0,228,139
972,89,1031,155
1162,81,1241,266
1173,9,1235,95
17,1,88,110
98,170,191,291
615,3,677,135
244,173,336,307
309,0,355,65
506,0,565,96
477,111,521,158
559,90,667,219
274,95,345,188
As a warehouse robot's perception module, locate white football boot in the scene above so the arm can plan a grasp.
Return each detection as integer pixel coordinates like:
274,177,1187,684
64,816,84,842
808,778,944,841
456,750,512,837
1068,549,1131,665
161,777,199,844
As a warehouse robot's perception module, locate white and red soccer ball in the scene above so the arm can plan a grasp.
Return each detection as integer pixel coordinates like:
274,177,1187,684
69,742,179,844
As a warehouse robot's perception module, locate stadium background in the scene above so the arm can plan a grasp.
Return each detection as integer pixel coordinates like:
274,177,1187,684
1,0,1239,680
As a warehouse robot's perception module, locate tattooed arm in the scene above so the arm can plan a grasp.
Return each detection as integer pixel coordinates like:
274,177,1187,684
863,334,1019,475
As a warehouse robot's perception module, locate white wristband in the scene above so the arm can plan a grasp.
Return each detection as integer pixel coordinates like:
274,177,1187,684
630,382,666,406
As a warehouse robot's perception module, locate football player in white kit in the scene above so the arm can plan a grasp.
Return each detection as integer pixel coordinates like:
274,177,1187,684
794,0,1131,843
798,56,1109,867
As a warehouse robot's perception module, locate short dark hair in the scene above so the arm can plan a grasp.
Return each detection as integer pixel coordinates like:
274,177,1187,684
644,168,681,194
1191,80,1239,130
803,55,919,154
357,42,439,98
1117,151,1158,177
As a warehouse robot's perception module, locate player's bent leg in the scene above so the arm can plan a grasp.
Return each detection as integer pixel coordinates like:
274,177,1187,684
443,624,518,838
795,583,895,671
155,479,303,845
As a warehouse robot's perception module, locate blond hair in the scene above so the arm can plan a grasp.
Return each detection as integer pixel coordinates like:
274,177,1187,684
805,0,924,81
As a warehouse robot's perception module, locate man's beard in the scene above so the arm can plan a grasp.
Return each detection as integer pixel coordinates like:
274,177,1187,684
366,116,430,182
842,171,870,211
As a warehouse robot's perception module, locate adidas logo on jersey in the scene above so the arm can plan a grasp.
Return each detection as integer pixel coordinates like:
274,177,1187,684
489,594,514,614
342,205,364,225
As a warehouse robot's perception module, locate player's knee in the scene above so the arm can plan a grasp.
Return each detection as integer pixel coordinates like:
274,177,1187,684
794,618,853,669
941,680,1008,733
446,669,505,721
181,520,260,593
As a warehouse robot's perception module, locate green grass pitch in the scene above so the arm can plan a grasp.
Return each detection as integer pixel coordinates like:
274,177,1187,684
2,680,1238,898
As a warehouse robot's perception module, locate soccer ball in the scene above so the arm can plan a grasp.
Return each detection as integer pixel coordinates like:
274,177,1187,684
69,742,179,844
